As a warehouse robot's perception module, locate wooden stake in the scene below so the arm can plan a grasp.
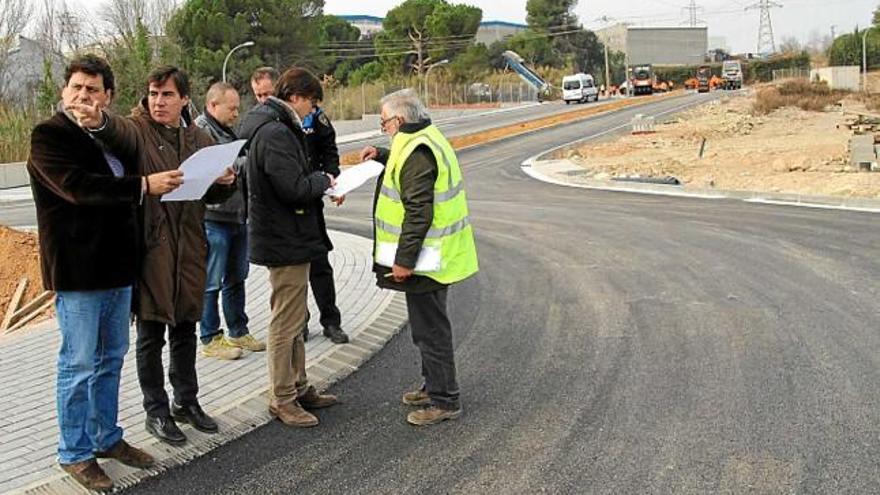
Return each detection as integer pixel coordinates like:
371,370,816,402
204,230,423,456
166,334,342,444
10,291,54,323
2,278,28,332
7,298,55,334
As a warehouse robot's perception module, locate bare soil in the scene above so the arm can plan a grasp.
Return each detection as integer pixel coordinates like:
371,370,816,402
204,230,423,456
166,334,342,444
0,226,52,334
560,92,880,199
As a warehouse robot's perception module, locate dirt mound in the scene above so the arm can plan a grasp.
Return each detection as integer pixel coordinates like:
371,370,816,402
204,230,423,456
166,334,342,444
0,226,51,333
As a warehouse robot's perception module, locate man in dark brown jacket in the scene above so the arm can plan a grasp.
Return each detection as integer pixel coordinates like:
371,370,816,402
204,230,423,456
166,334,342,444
75,66,235,446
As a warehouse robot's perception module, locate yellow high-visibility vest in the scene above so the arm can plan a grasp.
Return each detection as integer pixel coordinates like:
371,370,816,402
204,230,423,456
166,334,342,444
374,124,478,285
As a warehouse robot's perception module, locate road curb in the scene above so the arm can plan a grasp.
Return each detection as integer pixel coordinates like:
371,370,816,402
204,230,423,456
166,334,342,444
10,292,409,495
520,98,880,214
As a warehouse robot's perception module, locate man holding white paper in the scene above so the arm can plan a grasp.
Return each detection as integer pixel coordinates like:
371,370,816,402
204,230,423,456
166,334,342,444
77,66,235,446
361,89,478,426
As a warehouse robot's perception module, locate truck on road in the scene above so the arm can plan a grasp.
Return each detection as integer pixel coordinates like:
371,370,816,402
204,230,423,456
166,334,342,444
696,65,711,93
631,64,654,96
722,60,743,90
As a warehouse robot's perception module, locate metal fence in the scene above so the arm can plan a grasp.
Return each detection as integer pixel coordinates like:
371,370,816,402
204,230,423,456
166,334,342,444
771,68,811,81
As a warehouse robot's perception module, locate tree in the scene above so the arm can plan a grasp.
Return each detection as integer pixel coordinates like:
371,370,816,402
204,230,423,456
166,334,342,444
0,0,34,102
519,0,603,74
779,36,803,54
829,28,880,69
448,43,490,82
526,0,578,30
377,0,481,76
874,3,880,26
168,0,325,90
318,15,368,83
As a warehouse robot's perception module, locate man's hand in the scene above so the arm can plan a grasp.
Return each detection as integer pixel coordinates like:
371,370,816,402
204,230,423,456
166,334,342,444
391,264,413,283
214,167,235,186
65,102,103,129
331,194,346,206
360,146,378,162
146,170,184,195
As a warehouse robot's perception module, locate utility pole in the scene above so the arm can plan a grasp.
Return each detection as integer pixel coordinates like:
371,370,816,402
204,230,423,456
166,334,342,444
746,0,782,55
830,25,836,40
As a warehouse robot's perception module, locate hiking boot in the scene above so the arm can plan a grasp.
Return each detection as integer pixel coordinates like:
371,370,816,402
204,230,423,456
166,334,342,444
323,325,349,344
402,388,430,407
269,402,319,427
226,334,266,352
60,459,113,492
407,406,462,426
298,386,338,410
95,440,155,469
202,335,243,360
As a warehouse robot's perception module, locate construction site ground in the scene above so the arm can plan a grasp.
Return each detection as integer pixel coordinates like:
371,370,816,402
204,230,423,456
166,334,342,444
557,90,880,199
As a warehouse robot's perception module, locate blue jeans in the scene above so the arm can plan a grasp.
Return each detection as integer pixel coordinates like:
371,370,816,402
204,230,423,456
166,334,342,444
55,286,132,465
200,221,250,343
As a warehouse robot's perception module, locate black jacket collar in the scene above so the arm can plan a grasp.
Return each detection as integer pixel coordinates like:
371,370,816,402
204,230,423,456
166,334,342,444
399,118,432,134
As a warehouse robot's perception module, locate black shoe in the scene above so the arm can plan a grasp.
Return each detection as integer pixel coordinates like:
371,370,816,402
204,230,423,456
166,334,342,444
302,325,310,342
323,325,349,344
145,415,187,446
171,402,219,433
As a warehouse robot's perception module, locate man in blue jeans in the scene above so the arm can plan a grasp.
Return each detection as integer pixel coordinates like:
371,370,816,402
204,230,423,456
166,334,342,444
27,55,184,491
197,82,266,359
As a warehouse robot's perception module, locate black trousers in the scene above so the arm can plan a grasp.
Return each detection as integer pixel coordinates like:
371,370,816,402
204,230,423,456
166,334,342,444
406,288,460,410
307,252,342,328
136,319,199,417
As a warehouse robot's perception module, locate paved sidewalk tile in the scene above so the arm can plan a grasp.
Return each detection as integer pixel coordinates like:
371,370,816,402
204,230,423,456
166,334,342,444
0,230,406,494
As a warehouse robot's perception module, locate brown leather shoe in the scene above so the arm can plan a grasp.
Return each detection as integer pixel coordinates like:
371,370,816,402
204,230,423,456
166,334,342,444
269,402,319,427
60,459,113,492
298,386,338,410
95,439,155,469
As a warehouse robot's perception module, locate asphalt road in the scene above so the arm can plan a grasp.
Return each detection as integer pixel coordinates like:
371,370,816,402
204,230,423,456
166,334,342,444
82,91,880,493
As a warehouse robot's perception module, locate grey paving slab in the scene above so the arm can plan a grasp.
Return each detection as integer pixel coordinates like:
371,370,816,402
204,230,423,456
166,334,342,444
0,230,408,494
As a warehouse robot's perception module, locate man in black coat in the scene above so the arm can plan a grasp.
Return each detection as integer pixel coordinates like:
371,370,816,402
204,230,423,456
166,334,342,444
237,67,339,428
27,54,182,491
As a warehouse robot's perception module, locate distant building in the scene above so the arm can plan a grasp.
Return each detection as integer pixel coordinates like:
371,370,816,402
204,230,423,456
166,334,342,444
626,27,708,66
339,15,384,40
0,35,66,109
475,21,527,45
595,22,629,53
337,15,527,45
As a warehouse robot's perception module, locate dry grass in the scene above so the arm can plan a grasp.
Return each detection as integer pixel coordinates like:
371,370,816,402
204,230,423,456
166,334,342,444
753,80,845,115
0,105,37,163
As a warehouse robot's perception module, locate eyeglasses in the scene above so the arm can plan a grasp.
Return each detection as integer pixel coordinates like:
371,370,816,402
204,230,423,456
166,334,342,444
379,115,399,130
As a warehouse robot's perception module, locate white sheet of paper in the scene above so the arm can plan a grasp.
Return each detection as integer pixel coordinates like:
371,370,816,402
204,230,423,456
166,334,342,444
375,242,442,272
325,159,384,197
161,139,247,202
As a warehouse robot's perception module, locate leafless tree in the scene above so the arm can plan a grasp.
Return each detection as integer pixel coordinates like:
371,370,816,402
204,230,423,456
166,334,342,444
0,0,35,100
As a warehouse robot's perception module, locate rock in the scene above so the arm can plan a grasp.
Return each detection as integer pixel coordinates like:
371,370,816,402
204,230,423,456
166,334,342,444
594,172,611,181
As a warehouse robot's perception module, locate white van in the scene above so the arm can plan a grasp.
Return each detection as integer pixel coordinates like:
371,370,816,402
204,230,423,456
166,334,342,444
562,73,599,104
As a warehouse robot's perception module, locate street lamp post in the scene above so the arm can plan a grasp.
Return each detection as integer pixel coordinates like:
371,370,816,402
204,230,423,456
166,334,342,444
222,41,255,83
425,59,449,107
863,29,871,93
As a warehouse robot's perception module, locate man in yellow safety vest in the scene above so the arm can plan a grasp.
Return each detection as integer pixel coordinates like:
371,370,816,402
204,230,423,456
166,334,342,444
360,89,478,426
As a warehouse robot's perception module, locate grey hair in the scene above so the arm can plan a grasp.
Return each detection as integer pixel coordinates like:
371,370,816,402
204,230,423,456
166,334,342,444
380,88,430,123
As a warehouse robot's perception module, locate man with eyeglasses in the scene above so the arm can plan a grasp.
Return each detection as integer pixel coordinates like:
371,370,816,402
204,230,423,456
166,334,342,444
361,89,479,426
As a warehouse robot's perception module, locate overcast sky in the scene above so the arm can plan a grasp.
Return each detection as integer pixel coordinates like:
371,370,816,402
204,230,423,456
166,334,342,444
76,0,875,54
